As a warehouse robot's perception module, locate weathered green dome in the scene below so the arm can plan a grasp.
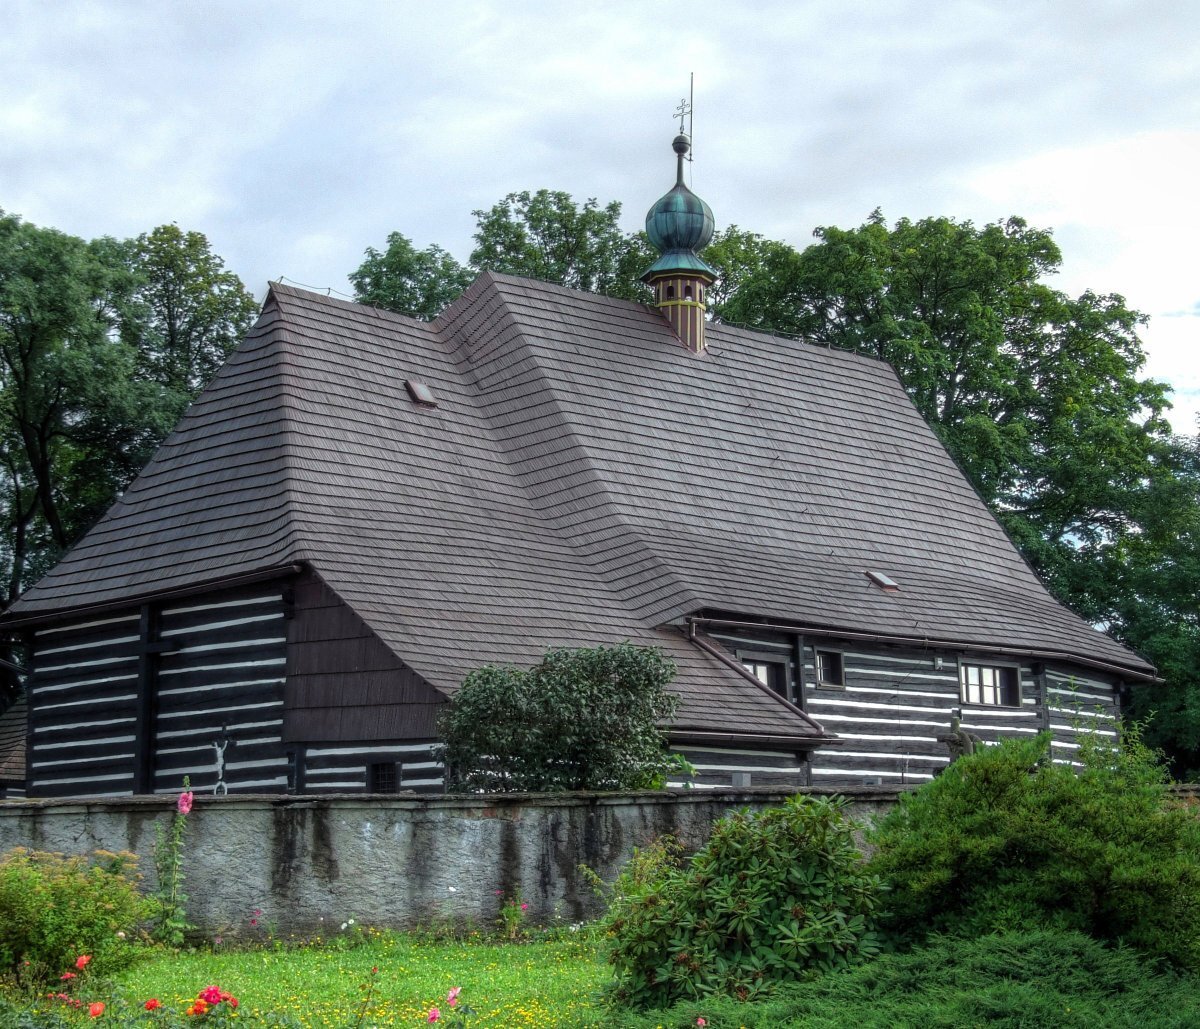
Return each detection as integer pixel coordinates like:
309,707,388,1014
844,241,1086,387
642,134,717,283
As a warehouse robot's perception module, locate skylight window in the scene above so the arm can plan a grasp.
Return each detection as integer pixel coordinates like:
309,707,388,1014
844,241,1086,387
405,380,437,407
865,570,900,592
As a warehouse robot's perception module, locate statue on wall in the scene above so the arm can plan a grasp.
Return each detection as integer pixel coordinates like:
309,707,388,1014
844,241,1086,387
212,733,233,795
937,714,983,767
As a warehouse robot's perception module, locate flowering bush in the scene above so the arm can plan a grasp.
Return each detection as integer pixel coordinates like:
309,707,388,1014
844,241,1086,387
0,849,145,986
150,778,196,946
495,890,529,941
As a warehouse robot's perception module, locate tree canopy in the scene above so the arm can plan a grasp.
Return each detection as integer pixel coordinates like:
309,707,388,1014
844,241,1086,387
0,211,257,609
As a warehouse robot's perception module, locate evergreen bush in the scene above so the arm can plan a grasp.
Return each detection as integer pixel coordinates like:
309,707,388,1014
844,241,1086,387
0,848,146,986
601,929,1200,1028
439,642,679,792
603,794,883,1009
866,728,1200,968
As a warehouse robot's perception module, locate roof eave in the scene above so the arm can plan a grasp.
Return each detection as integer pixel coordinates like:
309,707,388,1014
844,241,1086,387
684,613,1160,684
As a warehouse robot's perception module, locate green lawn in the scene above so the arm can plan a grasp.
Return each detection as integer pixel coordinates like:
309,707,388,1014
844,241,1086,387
108,933,611,1028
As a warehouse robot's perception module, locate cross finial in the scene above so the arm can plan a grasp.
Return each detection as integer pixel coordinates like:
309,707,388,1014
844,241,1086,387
674,98,691,134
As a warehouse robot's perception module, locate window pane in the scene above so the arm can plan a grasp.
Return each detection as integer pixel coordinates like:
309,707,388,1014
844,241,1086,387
817,650,843,685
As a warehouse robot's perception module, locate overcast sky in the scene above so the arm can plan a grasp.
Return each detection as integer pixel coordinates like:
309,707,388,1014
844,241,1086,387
2,0,1197,430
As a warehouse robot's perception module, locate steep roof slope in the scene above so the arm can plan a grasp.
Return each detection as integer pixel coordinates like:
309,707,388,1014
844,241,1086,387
9,280,821,740
485,275,1147,674
6,274,1153,699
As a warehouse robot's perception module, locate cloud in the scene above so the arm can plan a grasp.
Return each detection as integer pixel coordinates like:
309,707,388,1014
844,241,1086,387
2,0,1197,428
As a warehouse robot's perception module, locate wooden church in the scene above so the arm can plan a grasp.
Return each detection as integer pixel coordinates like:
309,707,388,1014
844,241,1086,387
2,133,1155,798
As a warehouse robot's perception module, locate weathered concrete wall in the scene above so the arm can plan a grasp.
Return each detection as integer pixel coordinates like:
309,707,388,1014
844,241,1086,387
0,787,902,937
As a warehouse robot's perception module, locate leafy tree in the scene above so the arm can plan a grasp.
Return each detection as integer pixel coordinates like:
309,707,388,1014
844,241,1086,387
866,729,1200,969
0,212,256,606
438,642,679,792
0,212,144,588
702,225,797,317
470,189,647,298
126,224,258,413
1108,434,1200,776
348,231,474,321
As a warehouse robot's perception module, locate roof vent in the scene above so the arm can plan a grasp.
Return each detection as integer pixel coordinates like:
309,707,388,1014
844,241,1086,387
404,380,437,408
865,570,900,592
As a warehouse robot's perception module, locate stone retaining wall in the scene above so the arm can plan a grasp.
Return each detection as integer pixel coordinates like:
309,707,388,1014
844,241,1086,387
0,787,903,936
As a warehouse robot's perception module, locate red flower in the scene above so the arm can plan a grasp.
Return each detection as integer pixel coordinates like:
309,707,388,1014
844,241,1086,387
228,997,239,1009
520,902,529,911
199,985,222,1005
75,955,92,970
60,972,77,981
428,1007,440,1023
88,1001,105,1017
144,998,161,1011
177,790,194,815
696,1019,708,1027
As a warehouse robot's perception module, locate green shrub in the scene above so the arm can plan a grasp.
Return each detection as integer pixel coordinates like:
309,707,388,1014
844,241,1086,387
0,848,147,986
602,794,883,1009
439,642,679,792
599,929,1200,1028
866,728,1200,968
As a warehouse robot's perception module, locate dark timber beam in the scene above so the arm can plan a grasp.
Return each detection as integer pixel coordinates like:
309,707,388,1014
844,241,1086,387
134,603,178,794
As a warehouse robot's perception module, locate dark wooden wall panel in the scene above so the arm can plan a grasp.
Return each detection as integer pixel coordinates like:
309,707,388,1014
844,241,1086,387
284,570,446,745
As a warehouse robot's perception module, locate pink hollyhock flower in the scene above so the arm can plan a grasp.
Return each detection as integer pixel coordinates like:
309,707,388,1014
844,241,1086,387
199,985,222,1005
520,902,528,911
144,998,161,1011
75,955,91,970
177,791,194,815
427,1007,440,1023
88,1002,105,1017
447,986,461,1007
696,1019,707,1027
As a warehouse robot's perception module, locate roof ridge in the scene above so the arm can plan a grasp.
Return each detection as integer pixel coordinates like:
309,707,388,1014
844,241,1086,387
437,277,707,622
261,287,320,567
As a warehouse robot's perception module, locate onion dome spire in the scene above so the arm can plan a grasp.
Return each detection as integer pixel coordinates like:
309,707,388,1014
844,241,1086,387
642,133,718,353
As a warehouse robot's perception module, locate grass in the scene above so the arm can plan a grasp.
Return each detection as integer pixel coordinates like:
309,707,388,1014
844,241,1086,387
106,931,612,1027
6,928,1200,1027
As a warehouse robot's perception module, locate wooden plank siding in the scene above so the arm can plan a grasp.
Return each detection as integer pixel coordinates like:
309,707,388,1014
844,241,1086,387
302,741,444,794
151,588,290,794
27,585,290,798
28,613,142,796
668,744,809,789
706,628,1122,788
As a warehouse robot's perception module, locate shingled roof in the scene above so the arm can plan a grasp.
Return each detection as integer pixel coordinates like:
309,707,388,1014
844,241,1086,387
5,273,1154,734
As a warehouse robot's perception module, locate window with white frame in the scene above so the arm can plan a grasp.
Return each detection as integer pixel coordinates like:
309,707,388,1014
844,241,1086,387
816,649,845,687
739,652,790,701
959,663,1020,707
